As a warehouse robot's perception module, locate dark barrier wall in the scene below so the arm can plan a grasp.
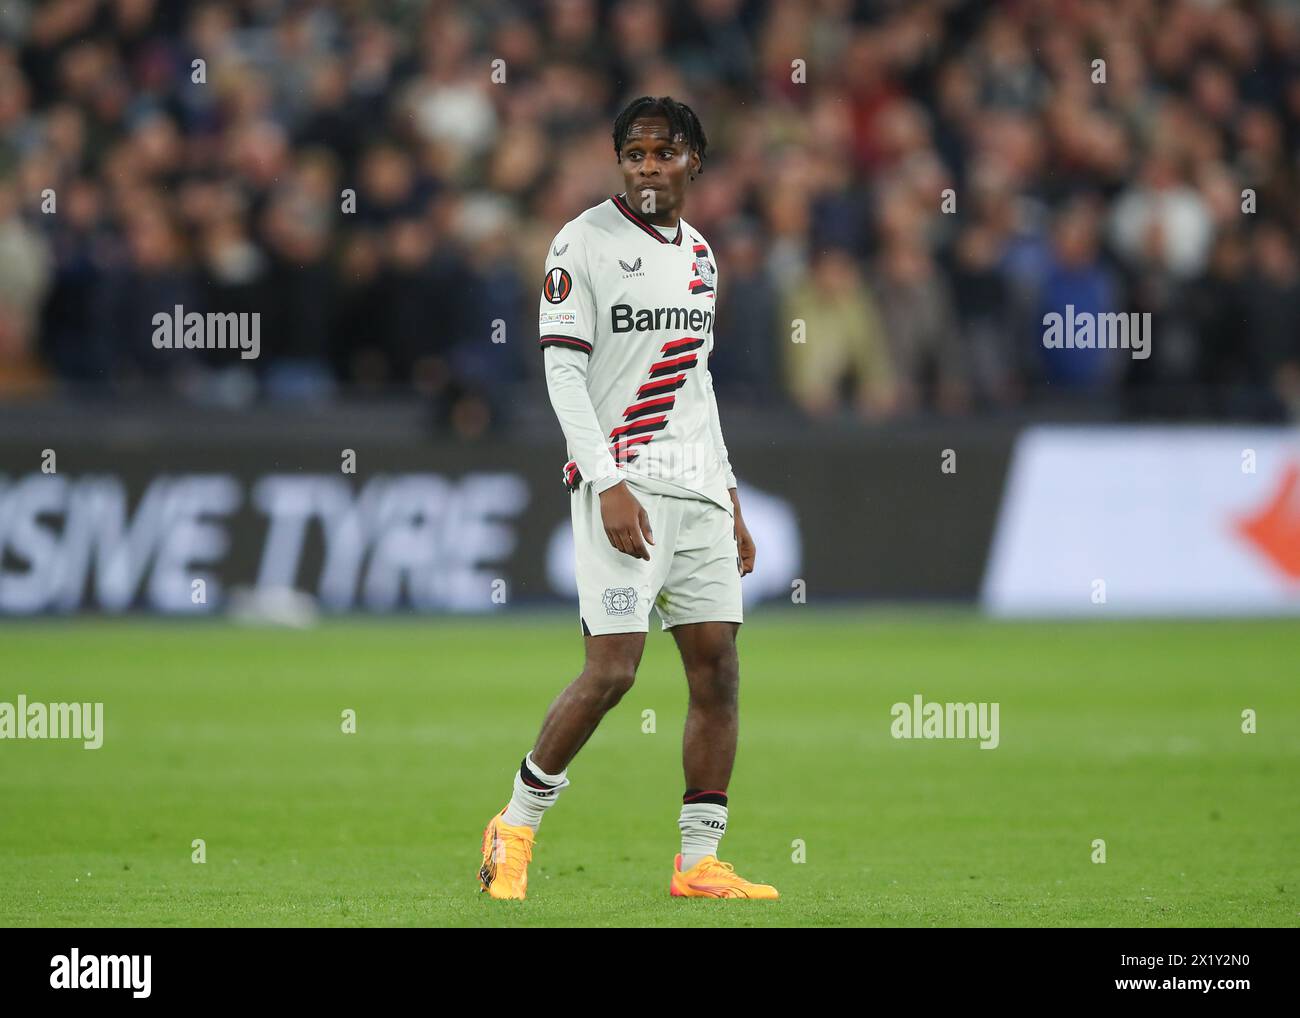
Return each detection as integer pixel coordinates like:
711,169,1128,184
0,428,1014,614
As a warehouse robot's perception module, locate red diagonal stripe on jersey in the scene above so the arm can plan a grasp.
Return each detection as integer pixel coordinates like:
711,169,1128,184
609,415,667,438
638,373,685,396
624,395,675,418
650,354,698,375
611,435,656,455
662,337,705,355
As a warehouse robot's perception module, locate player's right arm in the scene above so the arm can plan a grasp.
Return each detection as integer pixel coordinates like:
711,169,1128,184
540,226,654,560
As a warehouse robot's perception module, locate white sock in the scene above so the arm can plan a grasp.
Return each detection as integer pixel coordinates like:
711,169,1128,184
502,751,570,831
679,803,727,869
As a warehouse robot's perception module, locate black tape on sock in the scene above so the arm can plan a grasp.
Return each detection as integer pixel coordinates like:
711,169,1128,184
520,756,561,790
683,788,728,807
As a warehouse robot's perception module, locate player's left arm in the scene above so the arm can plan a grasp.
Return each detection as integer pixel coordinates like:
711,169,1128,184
707,306,759,572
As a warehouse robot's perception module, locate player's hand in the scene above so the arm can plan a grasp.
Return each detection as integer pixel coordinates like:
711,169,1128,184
599,482,654,560
734,511,755,576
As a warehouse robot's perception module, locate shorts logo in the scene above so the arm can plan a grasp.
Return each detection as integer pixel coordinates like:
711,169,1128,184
602,586,638,615
543,267,573,304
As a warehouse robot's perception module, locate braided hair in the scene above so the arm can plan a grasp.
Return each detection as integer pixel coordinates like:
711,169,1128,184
612,96,708,178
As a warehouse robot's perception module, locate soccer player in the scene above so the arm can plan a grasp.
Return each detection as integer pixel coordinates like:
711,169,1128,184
477,96,778,901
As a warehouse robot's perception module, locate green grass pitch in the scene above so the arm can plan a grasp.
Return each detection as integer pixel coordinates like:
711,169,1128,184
2,609,1297,927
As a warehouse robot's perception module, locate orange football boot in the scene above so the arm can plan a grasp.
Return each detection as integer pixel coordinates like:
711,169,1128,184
478,807,535,900
670,854,779,899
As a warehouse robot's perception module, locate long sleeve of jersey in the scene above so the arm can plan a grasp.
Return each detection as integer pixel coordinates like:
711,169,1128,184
543,344,624,494
704,358,738,491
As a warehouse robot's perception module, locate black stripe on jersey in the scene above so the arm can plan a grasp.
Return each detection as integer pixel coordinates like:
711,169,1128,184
625,397,674,420
610,419,668,439
649,356,697,378
611,193,683,246
662,337,705,355
638,376,687,398
540,335,593,354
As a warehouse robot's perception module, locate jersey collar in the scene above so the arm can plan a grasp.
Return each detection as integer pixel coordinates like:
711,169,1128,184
611,192,683,246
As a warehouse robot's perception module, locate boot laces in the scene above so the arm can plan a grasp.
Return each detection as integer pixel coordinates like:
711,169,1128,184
698,858,737,879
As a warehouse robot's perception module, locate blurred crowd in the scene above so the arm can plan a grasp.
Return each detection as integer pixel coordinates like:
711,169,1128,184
1,0,1299,432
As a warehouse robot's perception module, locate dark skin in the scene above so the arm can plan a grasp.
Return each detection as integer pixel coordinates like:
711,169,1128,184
530,116,752,794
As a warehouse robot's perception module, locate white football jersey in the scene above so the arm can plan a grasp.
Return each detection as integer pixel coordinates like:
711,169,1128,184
538,192,736,512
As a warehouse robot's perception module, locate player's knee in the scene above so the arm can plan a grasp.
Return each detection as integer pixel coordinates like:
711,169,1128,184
582,661,638,706
686,650,739,707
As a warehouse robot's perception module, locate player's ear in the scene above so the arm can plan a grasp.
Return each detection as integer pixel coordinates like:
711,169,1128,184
689,151,701,181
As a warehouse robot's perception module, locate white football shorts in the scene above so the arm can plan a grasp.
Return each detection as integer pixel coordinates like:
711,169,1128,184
571,479,744,635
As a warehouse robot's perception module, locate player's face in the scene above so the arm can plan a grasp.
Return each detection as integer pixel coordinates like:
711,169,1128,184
618,116,699,222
